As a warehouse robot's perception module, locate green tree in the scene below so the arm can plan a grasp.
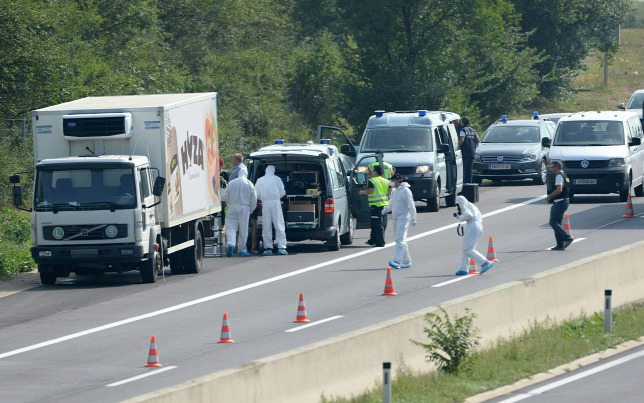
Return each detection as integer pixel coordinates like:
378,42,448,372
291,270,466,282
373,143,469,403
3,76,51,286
513,0,631,99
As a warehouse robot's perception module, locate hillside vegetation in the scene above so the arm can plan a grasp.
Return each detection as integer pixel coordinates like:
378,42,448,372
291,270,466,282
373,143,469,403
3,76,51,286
0,1,643,276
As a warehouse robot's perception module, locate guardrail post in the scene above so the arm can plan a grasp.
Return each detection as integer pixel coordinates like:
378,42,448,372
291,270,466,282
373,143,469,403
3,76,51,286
383,362,391,403
604,289,612,333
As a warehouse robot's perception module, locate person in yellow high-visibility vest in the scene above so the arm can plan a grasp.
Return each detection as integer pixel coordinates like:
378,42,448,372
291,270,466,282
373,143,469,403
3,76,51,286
368,161,394,181
360,164,389,247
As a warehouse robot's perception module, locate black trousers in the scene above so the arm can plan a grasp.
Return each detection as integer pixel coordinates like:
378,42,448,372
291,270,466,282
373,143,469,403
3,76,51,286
369,205,386,247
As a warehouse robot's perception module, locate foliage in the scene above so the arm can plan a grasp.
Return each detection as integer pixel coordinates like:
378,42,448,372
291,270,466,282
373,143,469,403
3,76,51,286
0,208,34,277
411,307,479,375
623,1,644,28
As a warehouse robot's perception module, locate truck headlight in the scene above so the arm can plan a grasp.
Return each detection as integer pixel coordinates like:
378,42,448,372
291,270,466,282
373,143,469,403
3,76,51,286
416,165,433,174
521,153,538,162
608,158,625,167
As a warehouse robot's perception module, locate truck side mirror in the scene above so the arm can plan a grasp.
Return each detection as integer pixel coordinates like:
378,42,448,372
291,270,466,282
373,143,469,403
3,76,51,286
152,176,166,197
9,174,21,184
541,138,551,147
12,185,23,206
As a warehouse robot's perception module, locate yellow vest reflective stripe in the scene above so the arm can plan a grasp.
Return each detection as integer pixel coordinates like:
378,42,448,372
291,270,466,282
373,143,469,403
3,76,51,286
368,176,390,206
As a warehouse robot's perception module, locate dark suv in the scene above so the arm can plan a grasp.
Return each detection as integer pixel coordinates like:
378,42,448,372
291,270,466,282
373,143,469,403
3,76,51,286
247,140,355,251
472,117,556,185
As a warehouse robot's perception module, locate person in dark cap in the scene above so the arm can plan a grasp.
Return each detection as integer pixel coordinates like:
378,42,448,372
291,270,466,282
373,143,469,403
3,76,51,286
381,173,416,269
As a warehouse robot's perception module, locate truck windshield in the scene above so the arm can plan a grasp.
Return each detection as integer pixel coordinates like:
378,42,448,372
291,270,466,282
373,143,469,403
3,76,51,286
34,167,136,211
360,127,433,152
554,121,624,146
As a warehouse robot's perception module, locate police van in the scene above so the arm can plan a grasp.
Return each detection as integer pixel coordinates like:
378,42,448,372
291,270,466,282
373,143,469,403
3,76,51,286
347,110,464,213
542,110,644,202
247,140,355,251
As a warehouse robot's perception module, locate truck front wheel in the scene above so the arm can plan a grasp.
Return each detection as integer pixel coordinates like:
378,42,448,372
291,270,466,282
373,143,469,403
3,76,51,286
141,250,161,283
39,266,57,285
183,229,203,274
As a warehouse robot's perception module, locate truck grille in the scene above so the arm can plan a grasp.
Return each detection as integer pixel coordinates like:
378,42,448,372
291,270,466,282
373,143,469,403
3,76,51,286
43,224,128,241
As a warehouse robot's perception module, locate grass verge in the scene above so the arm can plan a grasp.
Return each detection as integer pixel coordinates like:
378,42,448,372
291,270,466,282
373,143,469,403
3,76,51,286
321,302,644,403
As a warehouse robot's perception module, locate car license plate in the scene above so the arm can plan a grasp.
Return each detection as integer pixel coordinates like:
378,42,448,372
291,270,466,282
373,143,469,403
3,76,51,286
489,163,511,170
574,179,597,185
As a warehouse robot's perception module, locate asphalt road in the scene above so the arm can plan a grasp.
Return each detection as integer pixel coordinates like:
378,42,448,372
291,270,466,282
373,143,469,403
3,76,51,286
1,180,643,403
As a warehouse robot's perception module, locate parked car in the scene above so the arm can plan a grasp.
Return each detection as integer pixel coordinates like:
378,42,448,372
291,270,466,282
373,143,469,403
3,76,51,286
473,117,556,185
617,89,644,126
247,139,355,251
542,110,644,202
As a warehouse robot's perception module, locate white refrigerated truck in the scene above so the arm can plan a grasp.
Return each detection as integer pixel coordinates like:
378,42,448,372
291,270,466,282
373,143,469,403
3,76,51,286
10,93,223,284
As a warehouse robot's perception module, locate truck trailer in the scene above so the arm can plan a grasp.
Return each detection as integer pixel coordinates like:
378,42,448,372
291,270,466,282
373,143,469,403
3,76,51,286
10,93,222,284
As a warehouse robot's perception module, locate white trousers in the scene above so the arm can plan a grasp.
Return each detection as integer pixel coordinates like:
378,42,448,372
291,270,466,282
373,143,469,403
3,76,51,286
226,204,250,252
262,200,287,249
392,213,411,265
460,221,487,269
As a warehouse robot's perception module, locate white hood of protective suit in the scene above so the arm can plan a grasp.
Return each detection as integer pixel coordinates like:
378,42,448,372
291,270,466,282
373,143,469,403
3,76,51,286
383,182,416,220
456,195,481,224
255,165,286,201
223,170,257,211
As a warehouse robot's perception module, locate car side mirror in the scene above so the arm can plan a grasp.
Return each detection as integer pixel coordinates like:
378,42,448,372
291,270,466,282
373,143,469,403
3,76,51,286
152,176,166,197
341,144,356,157
617,103,626,110
437,144,450,153
541,138,551,148
629,137,641,146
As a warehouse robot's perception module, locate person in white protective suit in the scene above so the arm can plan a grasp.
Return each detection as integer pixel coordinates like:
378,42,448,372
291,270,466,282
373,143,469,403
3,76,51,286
381,173,417,269
454,195,496,275
222,170,257,257
254,165,288,256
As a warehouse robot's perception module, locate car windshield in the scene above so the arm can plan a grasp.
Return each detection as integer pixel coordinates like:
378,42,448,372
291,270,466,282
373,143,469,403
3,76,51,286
360,127,432,152
34,167,136,211
481,126,539,143
553,121,624,146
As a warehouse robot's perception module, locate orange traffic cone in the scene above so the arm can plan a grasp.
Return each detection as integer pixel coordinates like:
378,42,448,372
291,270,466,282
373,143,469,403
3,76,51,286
144,335,162,367
382,267,397,296
486,236,499,262
563,213,574,238
294,293,310,323
468,258,479,275
623,193,636,218
217,312,235,343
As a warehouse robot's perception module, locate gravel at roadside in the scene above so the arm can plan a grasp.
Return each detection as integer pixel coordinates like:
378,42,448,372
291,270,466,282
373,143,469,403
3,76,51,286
0,270,41,298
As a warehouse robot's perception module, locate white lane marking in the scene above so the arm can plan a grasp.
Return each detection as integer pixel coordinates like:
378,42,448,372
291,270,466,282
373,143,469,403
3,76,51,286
495,348,644,402
285,316,343,333
106,366,178,387
544,238,586,251
0,195,547,360
432,274,478,288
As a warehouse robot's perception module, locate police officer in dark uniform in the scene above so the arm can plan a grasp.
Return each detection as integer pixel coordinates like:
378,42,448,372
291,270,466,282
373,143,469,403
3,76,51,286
545,160,573,250
458,117,480,183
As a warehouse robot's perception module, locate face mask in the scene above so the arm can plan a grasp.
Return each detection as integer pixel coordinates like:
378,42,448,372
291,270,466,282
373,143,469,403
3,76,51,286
389,181,396,187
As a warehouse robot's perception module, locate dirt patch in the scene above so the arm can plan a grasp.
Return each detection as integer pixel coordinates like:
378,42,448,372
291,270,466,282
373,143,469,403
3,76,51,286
0,270,41,298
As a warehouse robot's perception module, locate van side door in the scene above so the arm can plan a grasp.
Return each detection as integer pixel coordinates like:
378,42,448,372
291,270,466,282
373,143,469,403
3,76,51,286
437,124,458,199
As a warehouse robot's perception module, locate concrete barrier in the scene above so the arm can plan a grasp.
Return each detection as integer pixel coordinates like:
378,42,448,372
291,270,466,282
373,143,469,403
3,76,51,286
124,240,644,403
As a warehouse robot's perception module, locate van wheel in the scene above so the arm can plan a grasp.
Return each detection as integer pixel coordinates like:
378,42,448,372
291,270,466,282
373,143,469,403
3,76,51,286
141,250,161,283
635,182,644,197
340,215,355,245
183,229,203,274
327,229,341,251
533,160,547,185
426,182,440,212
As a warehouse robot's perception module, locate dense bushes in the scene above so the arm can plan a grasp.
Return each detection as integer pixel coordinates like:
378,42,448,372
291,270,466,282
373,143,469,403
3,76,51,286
0,208,34,277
